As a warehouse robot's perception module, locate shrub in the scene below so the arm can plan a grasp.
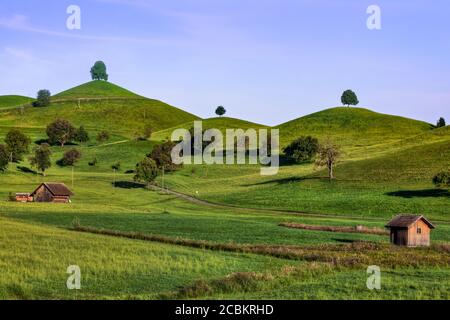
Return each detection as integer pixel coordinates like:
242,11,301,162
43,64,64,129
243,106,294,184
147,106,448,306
88,158,98,166
111,161,121,171
283,136,319,163
96,130,110,143
433,170,450,187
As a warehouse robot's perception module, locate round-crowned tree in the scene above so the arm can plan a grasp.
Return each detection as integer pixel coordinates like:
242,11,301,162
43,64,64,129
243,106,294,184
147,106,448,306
61,149,82,166
437,117,446,128
34,89,51,107
46,119,76,147
134,157,158,188
5,129,31,162
341,89,359,107
215,106,226,117
90,61,109,81
29,143,52,176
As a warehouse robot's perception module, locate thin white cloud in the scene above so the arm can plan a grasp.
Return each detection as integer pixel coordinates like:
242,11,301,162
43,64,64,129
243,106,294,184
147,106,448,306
0,14,175,45
4,47,34,61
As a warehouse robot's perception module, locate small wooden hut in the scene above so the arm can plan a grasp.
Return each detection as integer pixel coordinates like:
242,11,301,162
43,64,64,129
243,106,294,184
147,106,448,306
385,214,434,247
30,183,73,203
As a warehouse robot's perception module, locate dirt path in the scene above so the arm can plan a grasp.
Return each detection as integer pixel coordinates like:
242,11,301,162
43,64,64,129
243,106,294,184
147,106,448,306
148,185,391,222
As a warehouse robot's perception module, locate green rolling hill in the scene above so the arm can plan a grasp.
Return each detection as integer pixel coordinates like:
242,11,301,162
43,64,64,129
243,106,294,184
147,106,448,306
276,107,434,149
53,80,143,99
0,95,33,109
0,81,200,136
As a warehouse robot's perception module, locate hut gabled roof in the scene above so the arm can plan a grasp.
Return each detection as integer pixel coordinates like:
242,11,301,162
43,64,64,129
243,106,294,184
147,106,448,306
385,214,435,229
31,183,73,197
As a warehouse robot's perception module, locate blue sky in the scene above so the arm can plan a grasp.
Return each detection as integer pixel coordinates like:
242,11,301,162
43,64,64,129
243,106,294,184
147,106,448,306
0,0,449,125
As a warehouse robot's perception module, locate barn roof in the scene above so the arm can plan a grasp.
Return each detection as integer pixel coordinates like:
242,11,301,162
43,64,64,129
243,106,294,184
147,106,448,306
31,183,73,196
386,214,435,229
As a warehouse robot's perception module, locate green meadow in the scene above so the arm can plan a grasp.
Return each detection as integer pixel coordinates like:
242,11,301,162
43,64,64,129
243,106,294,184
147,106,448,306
0,81,449,299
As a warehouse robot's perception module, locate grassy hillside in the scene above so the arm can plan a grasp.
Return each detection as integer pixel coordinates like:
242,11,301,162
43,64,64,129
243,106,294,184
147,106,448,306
0,217,287,299
0,95,33,109
0,82,200,136
277,107,433,150
0,81,449,300
53,81,143,99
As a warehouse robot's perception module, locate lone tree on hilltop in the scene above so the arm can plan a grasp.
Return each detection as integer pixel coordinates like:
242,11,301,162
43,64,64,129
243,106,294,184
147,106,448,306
34,89,51,107
341,89,359,107
134,157,158,188
46,119,76,147
90,61,109,81
315,141,341,180
29,143,52,176
215,106,226,117
283,136,319,163
5,129,31,162
437,117,446,128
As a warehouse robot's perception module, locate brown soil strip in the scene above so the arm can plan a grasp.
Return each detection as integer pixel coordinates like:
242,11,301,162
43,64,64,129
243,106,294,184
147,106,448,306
279,222,389,235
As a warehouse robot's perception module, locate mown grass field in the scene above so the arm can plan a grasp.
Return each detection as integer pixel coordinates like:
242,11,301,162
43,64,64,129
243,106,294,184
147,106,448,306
0,81,449,299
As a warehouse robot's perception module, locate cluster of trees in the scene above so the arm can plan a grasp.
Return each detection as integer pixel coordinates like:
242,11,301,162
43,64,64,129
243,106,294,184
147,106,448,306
283,136,341,180
46,119,111,146
134,141,181,187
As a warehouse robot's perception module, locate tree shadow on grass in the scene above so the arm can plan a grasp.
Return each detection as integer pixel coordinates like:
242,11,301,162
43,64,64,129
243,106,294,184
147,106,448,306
34,139,78,146
17,166,39,175
385,189,450,198
113,181,145,189
332,239,359,243
241,176,323,187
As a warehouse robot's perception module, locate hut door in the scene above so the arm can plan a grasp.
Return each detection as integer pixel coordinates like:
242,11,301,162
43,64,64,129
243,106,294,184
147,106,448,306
391,231,396,244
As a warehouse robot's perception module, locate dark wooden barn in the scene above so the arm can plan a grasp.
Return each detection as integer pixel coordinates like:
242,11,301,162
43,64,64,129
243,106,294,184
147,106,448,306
385,215,435,247
30,183,73,203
